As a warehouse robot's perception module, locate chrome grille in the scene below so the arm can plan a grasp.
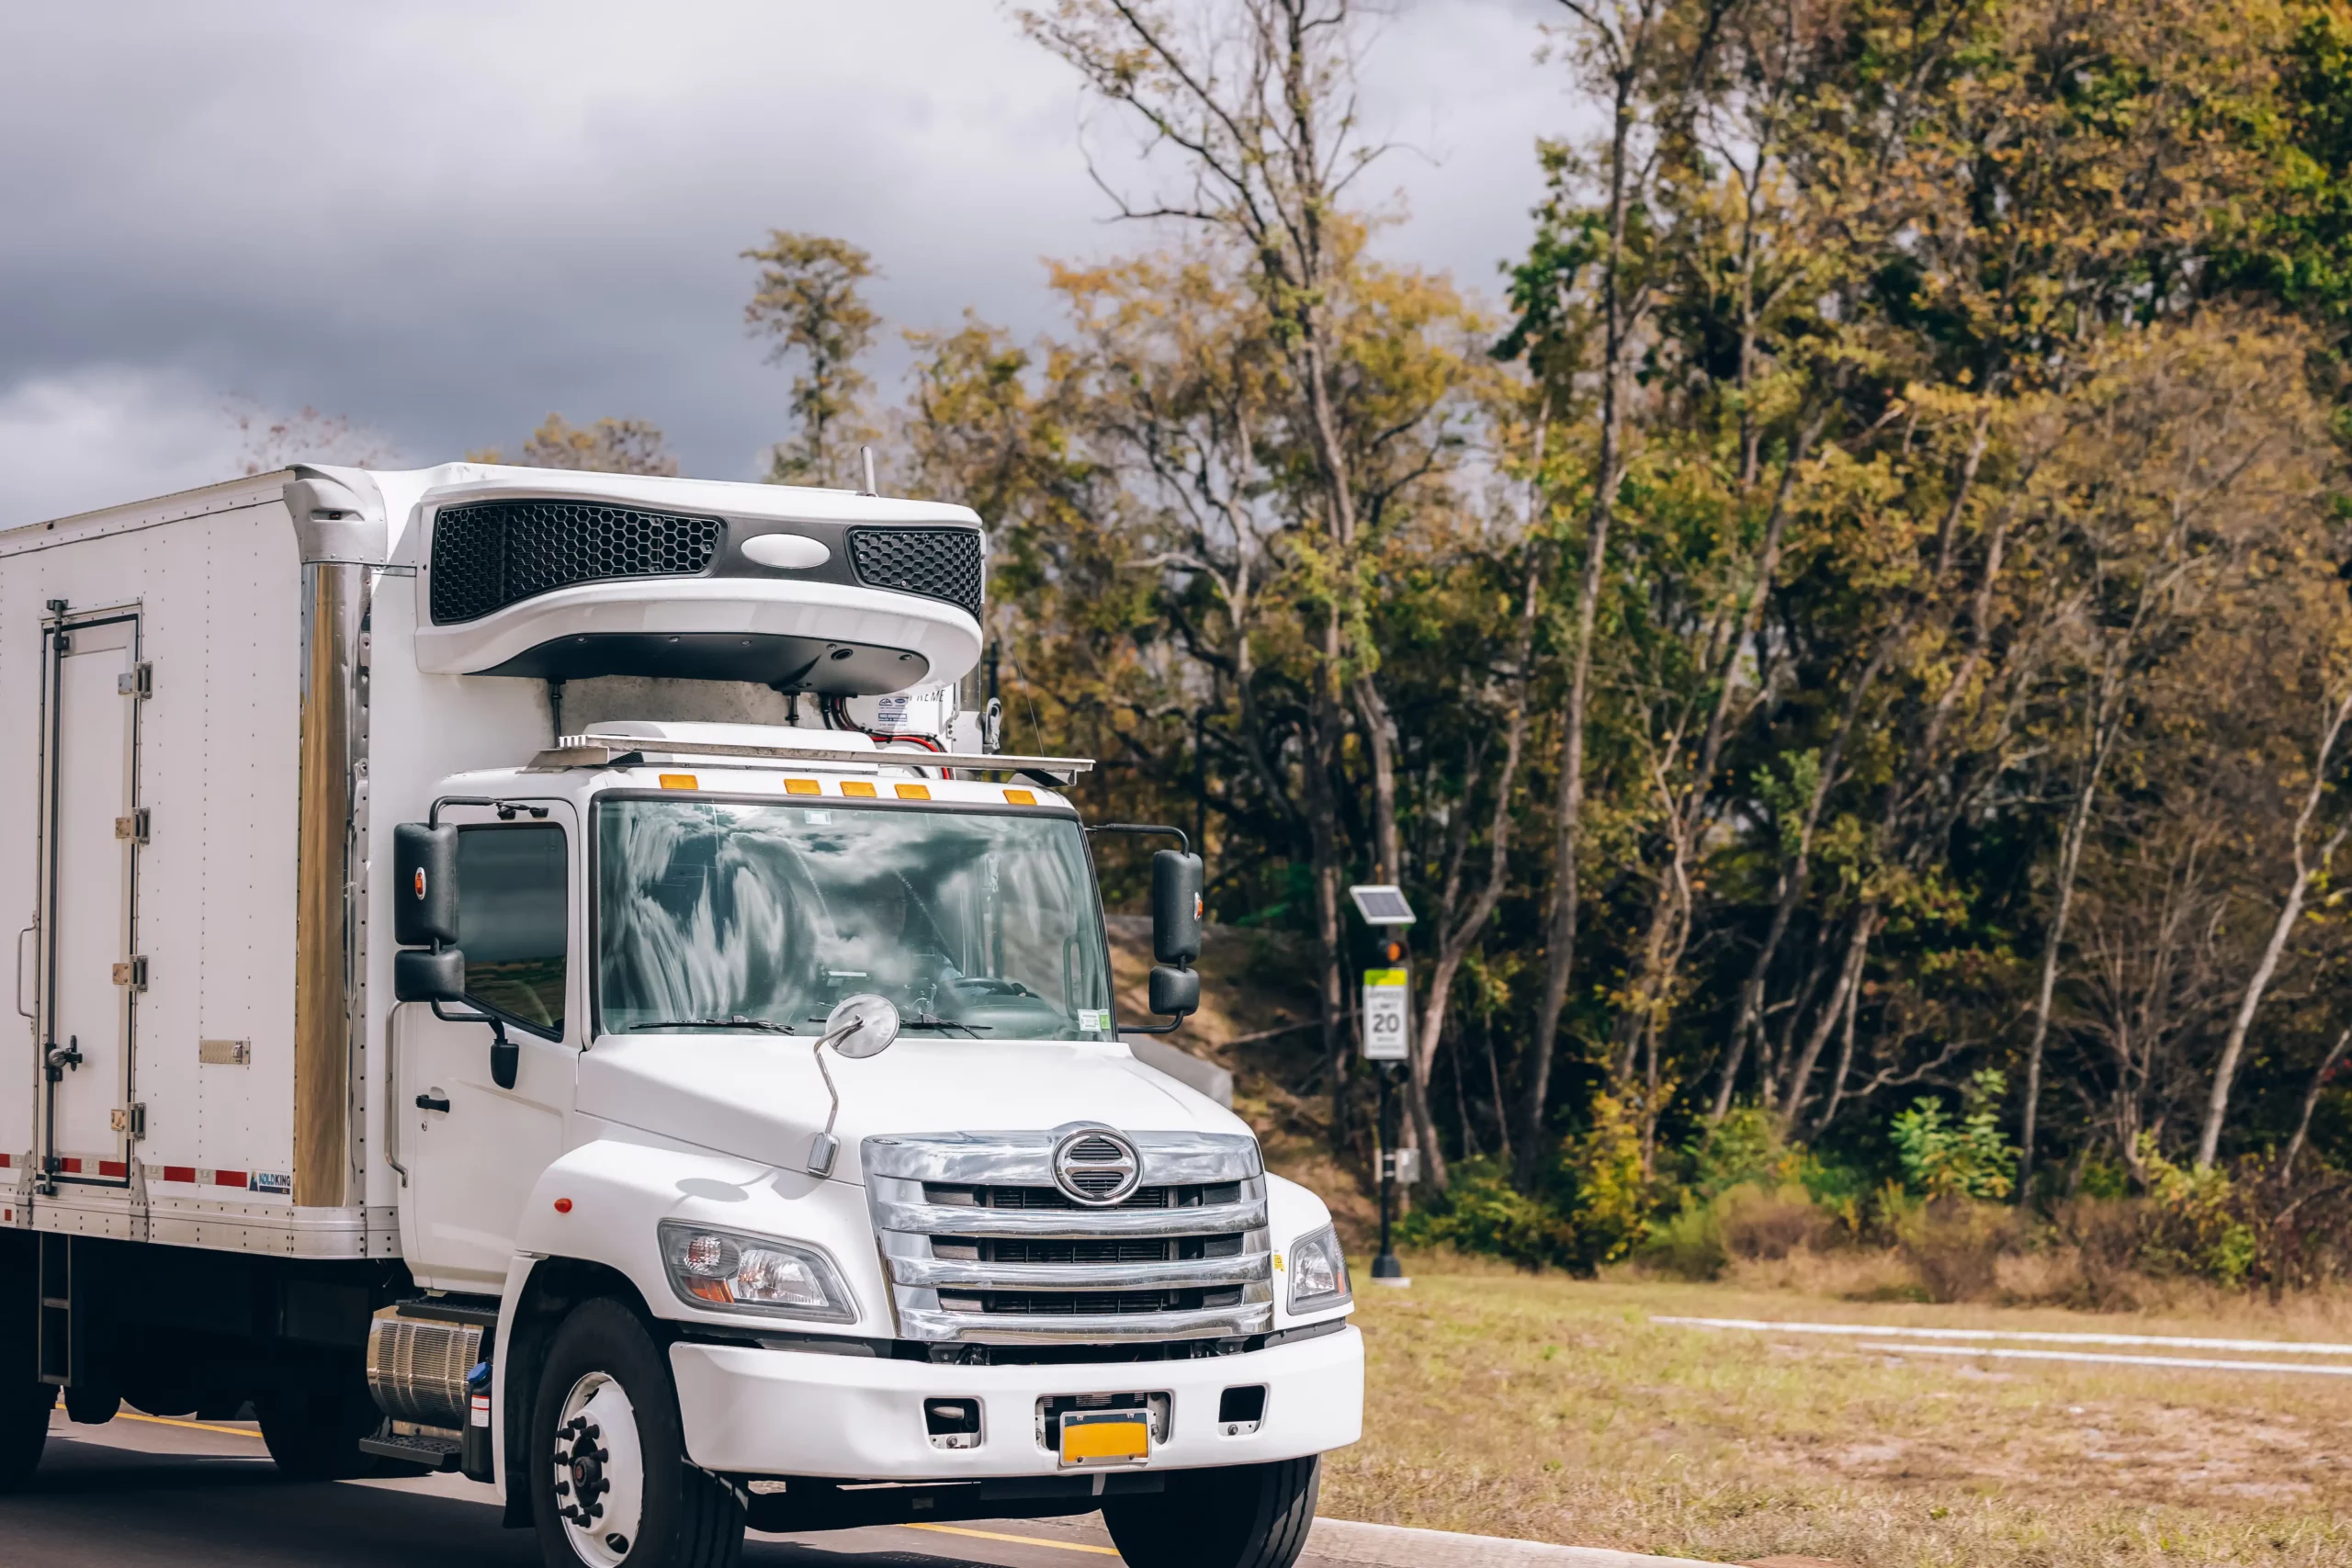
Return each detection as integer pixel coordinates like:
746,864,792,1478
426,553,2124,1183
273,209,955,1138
865,1127,1270,1344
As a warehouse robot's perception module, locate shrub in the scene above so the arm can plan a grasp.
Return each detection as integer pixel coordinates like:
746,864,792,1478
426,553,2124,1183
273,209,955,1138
1894,1195,2018,1302
1720,1182,1826,1260
1640,1197,1728,1280
1394,1157,1573,1269
1890,1069,2017,1201
1564,1091,1654,1267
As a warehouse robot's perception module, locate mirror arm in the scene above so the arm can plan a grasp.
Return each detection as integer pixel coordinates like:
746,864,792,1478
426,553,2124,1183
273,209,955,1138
427,795,499,829
1085,821,1190,852
429,1000,520,1091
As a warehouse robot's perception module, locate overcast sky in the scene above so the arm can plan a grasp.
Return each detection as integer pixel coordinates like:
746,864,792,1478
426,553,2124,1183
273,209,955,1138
0,0,1577,525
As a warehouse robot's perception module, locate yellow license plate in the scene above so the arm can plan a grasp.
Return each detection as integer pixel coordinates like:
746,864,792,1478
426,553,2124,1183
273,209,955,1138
1059,1413,1150,1464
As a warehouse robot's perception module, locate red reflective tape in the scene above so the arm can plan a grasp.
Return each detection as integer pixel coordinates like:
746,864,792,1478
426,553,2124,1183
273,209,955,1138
213,1170,246,1188
162,1166,197,1184
98,1160,127,1179
0,1153,11,1168
60,1158,81,1174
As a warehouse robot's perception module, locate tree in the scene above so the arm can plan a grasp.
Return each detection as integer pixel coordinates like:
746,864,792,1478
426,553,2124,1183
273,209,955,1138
227,399,398,474
743,231,880,487
473,412,679,476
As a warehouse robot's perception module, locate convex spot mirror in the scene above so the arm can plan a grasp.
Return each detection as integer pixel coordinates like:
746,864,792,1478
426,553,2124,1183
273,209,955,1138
394,946,464,1005
822,993,900,1059
1148,964,1201,1017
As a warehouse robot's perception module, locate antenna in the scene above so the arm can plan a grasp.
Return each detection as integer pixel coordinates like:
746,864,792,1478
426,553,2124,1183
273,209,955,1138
860,445,878,497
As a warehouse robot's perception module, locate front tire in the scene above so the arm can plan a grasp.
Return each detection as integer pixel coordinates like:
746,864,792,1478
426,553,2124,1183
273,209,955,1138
530,1298,742,1568
1101,1455,1321,1568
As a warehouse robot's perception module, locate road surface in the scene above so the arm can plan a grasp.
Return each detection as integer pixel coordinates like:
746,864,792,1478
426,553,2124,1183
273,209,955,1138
0,1406,1130,1568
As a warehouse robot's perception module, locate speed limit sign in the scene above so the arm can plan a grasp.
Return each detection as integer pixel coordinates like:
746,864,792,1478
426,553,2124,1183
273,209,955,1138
1360,967,1410,1062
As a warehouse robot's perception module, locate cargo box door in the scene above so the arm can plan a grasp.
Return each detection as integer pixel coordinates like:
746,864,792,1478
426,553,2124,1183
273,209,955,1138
36,611,142,1188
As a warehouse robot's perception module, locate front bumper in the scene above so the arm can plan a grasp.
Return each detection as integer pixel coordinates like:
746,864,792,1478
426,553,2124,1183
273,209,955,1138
671,1325,1363,1480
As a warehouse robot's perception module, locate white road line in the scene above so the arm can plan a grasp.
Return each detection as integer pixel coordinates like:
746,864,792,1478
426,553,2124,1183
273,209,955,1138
1852,1341,2352,1377
1655,1314,2352,1356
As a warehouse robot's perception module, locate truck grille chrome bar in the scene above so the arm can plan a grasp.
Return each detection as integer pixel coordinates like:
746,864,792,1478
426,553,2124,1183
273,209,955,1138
864,1129,1272,1344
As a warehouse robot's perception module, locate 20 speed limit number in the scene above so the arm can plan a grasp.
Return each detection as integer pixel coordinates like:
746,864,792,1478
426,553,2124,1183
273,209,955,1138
1360,968,1410,1061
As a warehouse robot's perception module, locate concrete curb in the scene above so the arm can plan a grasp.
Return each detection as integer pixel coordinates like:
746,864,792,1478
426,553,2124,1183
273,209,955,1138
1303,1517,1724,1568
1017,1514,1725,1566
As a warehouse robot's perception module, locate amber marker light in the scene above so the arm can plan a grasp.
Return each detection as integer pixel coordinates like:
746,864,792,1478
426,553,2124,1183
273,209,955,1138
895,783,931,800
841,780,877,798
659,773,699,790
1004,788,1036,806
784,779,820,795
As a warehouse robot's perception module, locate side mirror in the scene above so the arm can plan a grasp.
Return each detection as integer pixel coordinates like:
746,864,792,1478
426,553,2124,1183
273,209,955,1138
1148,964,1200,1018
394,947,465,1004
393,823,459,947
1150,851,1204,965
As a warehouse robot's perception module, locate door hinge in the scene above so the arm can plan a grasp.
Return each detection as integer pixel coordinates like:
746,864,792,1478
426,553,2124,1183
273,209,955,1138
114,808,150,844
111,955,147,990
109,1103,146,1140
117,663,153,699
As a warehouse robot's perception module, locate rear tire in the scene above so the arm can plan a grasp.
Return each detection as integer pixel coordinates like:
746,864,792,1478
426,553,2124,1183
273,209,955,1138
0,1381,51,1493
530,1298,742,1568
256,1379,379,1481
1101,1455,1321,1568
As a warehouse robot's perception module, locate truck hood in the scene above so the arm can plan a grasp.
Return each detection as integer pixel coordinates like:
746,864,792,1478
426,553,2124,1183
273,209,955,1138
576,1033,1248,1177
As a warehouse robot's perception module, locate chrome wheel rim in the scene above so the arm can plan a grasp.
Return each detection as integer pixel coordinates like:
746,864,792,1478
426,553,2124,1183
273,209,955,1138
552,1371,646,1565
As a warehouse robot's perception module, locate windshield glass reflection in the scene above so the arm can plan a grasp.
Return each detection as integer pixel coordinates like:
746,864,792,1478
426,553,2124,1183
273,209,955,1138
596,797,1114,1042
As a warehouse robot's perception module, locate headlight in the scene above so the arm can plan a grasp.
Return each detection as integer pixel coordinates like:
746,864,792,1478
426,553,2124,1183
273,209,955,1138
658,1221,855,1322
1287,1224,1351,1313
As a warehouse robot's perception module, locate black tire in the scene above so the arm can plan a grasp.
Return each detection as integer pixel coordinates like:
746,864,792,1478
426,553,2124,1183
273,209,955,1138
1101,1455,1321,1568
255,1379,379,1481
530,1298,742,1568
0,1381,51,1493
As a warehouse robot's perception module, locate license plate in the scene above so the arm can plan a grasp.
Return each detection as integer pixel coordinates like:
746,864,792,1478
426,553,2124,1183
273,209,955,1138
1058,1409,1150,1465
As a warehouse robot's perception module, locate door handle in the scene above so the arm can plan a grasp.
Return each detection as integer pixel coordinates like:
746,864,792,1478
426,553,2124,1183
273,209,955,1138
14,925,32,1022
46,1036,83,1083
415,1093,451,1114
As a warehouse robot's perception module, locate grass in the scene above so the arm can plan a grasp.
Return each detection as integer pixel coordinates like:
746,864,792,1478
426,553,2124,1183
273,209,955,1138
1322,1263,2352,1567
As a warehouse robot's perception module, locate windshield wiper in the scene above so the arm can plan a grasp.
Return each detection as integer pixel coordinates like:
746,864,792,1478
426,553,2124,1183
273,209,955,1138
628,1016,797,1034
900,1015,991,1035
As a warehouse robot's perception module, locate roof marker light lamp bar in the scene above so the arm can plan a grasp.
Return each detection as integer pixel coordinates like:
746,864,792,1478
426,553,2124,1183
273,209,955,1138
530,731,1096,782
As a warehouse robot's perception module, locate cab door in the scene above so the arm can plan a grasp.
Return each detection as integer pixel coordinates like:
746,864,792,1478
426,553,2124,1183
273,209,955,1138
397,801,577,1292
36,610,143,1191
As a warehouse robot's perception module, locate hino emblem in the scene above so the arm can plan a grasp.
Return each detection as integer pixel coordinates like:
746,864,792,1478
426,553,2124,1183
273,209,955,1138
1051,1125,1141,1207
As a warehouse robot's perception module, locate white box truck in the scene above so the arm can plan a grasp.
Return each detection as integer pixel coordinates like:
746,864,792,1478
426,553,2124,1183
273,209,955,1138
0,463,1361,1568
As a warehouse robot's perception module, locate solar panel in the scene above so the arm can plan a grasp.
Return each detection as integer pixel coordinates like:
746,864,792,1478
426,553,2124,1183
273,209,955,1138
1349,885,1417,925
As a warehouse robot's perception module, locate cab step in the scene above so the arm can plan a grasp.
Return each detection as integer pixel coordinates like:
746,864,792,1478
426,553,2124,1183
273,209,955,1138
359,1430,463,1472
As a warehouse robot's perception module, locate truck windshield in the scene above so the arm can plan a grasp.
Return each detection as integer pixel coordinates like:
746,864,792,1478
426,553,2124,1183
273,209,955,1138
595,797,1115,1042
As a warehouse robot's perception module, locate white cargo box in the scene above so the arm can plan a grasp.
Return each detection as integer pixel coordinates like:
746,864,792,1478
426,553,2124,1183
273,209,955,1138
2,464,988,1258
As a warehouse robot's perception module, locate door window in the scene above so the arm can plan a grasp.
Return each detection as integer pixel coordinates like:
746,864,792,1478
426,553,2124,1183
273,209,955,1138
458,823,568,1036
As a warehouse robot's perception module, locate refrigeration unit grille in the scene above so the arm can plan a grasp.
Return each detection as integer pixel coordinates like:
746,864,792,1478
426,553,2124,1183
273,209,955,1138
847,527,985,621
428,499,724,624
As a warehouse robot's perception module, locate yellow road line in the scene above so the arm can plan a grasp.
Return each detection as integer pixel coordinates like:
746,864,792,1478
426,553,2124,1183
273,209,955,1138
114,1411,266,1439
903,1521,1121,1556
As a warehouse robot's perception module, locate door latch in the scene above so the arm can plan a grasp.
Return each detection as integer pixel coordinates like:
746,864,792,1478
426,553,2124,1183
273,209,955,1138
109,1103,145,1140
112,955,147,990
45,1037,82,1082
114,808,150,843
117,663,153,699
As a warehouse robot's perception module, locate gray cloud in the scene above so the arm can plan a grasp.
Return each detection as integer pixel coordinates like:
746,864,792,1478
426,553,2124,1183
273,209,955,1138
0,0,1566,525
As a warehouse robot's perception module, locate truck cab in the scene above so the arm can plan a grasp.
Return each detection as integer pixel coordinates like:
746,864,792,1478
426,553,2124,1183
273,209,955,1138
0,464,1360,1568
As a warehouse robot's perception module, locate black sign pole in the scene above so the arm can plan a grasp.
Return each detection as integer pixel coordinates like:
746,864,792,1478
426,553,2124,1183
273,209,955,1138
1374,1059,1402,1280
